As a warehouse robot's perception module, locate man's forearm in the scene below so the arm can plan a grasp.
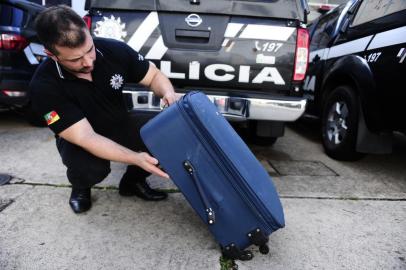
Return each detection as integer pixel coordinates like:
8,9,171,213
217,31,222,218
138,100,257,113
149,70,175,98
77,132,169,178
78,132,139,165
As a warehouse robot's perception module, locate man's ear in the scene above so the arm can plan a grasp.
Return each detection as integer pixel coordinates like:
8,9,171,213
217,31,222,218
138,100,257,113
44,49,58,62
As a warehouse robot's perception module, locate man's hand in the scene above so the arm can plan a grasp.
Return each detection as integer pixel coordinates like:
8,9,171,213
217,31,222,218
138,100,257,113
134,152,170,179
140,64,177,106
162,92,180,107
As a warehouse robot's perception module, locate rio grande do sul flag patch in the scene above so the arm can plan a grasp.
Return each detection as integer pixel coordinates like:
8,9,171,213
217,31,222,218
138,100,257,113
44,111,60,125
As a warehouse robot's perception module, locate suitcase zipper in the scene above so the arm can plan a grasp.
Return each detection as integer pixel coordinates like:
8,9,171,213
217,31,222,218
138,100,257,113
178,93,278,231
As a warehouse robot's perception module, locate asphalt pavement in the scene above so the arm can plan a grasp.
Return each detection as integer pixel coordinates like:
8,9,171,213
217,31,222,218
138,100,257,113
0,112,405,270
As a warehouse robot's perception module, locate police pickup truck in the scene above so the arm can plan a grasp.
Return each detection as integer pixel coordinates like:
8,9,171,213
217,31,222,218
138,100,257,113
84,0,310,145
304,0,406,160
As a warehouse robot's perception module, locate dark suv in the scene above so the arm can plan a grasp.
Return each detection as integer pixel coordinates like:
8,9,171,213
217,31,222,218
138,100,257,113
0,0,45,124
303,0,406,160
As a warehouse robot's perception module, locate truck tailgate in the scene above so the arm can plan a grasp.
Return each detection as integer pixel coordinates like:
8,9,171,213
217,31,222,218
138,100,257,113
89,1,301,95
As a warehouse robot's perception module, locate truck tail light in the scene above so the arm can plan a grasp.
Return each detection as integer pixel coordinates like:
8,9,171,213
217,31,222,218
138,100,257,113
293,28,309,81
2,90,26,97
0,34,28,51
83,15,92,30
318,4,333,12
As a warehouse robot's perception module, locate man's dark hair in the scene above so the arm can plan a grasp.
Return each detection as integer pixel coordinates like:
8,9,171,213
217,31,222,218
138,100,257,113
35,5,87,55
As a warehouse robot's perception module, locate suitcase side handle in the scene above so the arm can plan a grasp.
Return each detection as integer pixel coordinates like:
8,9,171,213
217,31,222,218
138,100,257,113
183,160,216,225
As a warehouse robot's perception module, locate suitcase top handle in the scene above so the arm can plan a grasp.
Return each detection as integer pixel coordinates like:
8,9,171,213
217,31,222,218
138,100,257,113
183,160,216,225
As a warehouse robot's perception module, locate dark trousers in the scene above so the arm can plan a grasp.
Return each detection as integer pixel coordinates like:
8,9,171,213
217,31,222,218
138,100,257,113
56,115,151,189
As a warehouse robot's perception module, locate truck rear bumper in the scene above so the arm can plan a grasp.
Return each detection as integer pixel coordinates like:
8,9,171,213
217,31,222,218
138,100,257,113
124,90,307,122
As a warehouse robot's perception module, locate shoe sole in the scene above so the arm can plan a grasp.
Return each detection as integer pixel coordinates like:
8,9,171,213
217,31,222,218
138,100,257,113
118,190,137,197
118,190,168,201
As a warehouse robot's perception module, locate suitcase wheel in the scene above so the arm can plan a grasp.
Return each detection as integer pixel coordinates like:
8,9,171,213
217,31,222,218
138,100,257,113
259,244,269,255
239,250,254,261
222,244,254,261
248,228,270,255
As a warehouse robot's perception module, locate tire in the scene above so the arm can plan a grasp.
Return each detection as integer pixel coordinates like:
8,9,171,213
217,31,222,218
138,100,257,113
321,85,364,161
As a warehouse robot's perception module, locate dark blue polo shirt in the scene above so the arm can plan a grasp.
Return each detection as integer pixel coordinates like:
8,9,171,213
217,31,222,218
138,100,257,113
29,38,149,137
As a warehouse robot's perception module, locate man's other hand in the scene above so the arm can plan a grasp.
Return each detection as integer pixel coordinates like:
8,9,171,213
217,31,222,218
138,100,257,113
135,152,170,179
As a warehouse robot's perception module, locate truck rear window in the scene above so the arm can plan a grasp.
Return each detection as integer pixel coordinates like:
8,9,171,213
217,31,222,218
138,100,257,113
352,0,406,26
0,4,25,27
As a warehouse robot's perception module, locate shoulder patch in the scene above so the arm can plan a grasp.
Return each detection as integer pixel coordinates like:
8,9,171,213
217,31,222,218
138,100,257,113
44,111,60,125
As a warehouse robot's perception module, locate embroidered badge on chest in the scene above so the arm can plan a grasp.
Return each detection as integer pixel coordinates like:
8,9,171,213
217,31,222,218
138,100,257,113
110,74,124,90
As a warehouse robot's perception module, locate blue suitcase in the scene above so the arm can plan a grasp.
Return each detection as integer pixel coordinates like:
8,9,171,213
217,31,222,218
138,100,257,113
140,92,285,260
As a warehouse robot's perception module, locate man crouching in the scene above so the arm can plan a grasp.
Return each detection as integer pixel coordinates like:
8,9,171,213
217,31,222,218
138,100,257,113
30,5,177,213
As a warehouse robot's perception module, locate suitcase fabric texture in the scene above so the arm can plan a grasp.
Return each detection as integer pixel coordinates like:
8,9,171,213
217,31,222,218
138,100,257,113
140,92,285,260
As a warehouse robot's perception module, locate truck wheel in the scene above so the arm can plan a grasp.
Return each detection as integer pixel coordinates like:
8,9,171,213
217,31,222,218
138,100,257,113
321,85,363,161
